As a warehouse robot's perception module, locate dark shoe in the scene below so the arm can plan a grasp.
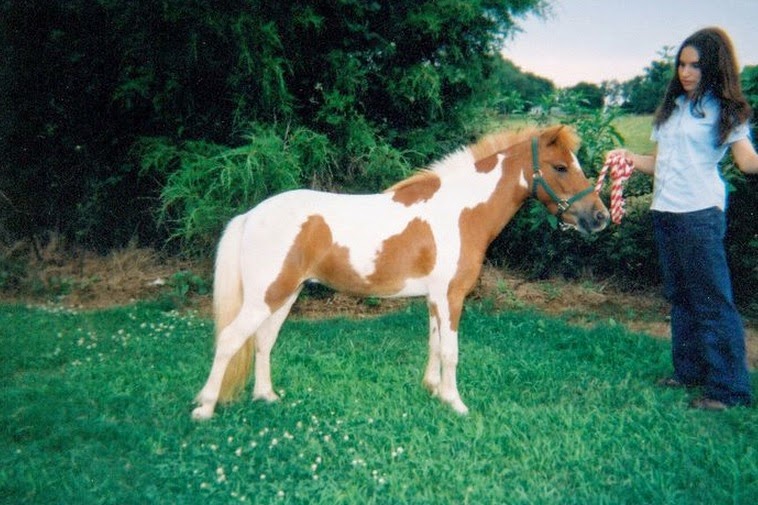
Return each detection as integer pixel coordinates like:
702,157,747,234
689,397,728,411
657,377,695,389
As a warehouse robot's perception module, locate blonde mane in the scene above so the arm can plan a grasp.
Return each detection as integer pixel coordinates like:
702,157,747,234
385,125,580,193
469,125,580,162
385,170,438,193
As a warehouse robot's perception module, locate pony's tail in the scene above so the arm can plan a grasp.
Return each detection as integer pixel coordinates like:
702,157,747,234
214,215,254,403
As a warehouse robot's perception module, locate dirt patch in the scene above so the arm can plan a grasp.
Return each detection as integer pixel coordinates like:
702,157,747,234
4,241,756,368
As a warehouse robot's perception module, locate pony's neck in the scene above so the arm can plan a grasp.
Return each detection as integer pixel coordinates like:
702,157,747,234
452,143,533,250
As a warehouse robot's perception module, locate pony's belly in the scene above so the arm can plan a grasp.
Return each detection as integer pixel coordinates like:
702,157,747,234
384,278,430,298
311,275,429,299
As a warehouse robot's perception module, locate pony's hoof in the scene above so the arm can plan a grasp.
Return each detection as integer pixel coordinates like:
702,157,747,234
191,404,215,421
451,401,469,415
253,390,280,403
422,378,441,396
441,396,469,415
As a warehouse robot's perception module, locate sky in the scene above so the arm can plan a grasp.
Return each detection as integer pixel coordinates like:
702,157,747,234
502,0,758,87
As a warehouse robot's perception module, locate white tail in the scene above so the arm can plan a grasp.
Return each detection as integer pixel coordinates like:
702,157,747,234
213,215,254,403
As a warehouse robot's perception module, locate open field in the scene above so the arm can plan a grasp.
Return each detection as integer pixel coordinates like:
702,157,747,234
612,115,655,154
1,112,754,503
2,301,756,504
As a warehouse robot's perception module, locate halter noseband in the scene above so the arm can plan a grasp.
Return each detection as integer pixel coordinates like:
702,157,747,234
530,137,595,218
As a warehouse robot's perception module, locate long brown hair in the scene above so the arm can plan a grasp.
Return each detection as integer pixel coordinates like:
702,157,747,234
653,27,752,145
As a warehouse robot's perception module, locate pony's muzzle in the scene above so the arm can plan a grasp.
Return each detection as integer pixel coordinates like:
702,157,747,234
567,203,610,234
583,206,610,233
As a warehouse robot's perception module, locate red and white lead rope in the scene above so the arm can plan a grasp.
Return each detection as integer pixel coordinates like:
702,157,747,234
595,152,635,224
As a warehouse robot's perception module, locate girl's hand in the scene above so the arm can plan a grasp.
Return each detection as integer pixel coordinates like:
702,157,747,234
606,149,634,166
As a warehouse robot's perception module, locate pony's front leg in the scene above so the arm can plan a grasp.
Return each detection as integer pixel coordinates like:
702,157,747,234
422,301,442,395
428,295,468,414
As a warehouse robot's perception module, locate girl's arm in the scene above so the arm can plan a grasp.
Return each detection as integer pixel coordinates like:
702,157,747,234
608,149,657,175
730,138,758,174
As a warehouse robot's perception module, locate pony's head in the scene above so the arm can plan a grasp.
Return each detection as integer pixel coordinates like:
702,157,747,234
528,125,609,234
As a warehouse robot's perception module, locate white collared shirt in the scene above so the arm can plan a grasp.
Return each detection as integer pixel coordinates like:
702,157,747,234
651,94,750,212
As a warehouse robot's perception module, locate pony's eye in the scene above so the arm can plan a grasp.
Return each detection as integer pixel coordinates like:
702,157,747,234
554,164,568,173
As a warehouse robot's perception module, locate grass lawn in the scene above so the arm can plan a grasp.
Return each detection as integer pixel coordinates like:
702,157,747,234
1,301,756,504
612,115,655,154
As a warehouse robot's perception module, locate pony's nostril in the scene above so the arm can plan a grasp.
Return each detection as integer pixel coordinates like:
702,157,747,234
596,209,610,223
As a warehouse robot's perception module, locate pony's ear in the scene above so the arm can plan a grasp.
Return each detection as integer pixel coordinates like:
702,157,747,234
545,125,579,151
546,125,565,146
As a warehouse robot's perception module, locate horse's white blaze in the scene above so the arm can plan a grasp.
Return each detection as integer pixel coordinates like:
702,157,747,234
515,154,529,190
571,153,583,173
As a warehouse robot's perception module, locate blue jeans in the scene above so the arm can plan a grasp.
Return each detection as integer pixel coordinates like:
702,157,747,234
652,208,752,406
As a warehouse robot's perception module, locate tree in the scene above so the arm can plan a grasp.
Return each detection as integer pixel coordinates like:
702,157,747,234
621,47,674,113
566,82,604,109
0,0,549,250
741,65,758,107
493,58,554,113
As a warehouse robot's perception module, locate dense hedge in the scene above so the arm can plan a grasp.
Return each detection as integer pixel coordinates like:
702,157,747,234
1,2,755,312
0,0,550,250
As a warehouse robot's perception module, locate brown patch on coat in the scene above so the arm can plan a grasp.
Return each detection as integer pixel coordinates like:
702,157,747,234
474,154,499,173
367,218,436,291
428,300,442,335
428,300,440,323
386,171,441,206
264,215,338,310
266,215,437,307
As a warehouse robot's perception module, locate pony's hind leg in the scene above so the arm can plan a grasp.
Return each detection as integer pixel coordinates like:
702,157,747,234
252,288,302,402
192,308,268,420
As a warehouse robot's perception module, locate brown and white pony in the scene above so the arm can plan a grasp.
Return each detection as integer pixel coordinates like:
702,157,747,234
192,125,609,420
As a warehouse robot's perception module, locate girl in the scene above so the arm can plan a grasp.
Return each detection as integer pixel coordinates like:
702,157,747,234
612,27,758,409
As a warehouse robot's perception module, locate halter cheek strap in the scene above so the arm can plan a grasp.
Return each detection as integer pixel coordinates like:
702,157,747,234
530,137,595,217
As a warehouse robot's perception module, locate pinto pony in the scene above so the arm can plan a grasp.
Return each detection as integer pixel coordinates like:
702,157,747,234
192,125,609,420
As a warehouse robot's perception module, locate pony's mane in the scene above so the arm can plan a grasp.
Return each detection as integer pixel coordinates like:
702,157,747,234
385,125,579,193
469,125,579,162
385,170,438,193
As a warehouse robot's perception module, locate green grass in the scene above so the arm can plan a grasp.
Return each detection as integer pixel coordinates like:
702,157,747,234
612,114,655,154
1,301,756,504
